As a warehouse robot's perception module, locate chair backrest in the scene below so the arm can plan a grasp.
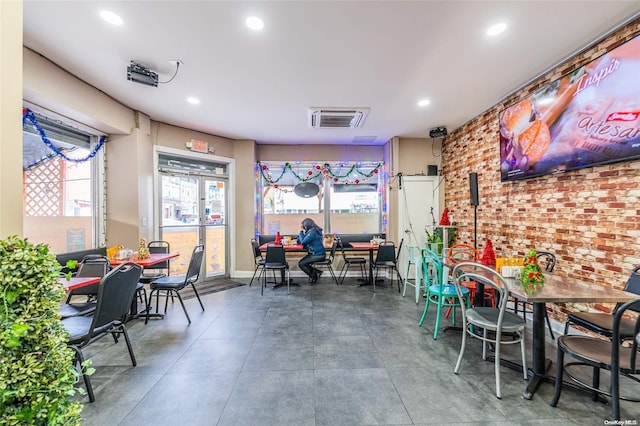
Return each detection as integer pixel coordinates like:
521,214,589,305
327,240,338,261
85,262,142,342
70,255,111,296
184,245,205,285
77,255,111,277
251,238,263,261
536,251,556,272
421,248,445,288
265,244,287,266
447,244,479,265
452,262,511,325
394,238,404,264
147,240,171,271
375,241,396,263
617,266,640,314
610,297,640,403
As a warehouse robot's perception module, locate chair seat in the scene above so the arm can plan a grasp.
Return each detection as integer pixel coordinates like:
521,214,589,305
557,335,637,371
62,315,115,342
428,283,469,297
466,307,526,332
139,273,167,284
265,262,289,269
567,312,638,338
345,257,366,264
59,302,96,319
150,275,189,289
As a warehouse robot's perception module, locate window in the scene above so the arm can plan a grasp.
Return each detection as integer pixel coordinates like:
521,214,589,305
257,161,386,235
22,110,105,253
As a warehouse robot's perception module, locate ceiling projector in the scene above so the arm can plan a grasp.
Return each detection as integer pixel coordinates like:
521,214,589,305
127,62,158,87
429,126,448,138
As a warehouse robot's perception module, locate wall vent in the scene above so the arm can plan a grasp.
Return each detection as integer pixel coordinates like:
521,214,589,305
308,107,370,129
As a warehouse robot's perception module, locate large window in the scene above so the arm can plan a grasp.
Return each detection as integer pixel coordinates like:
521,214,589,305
257,161,386,235
22,110,105,253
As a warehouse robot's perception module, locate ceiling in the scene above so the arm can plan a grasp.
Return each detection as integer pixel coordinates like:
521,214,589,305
22,1,640,146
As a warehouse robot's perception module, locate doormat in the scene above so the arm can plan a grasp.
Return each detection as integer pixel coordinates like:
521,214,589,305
181,279,245,299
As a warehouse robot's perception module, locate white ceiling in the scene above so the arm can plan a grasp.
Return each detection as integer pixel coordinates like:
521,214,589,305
23,1,640,145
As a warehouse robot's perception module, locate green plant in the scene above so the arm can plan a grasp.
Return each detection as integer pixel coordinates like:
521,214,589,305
430,221,458,247
0,235,83,425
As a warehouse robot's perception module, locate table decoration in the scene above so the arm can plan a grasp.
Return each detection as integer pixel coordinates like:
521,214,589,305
481,239,496,268
520,249,545,294
136,238,150,259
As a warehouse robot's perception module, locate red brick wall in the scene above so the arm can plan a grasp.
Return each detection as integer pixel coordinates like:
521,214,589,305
443,19,640,321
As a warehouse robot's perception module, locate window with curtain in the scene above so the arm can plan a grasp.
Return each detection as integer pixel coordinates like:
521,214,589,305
22,110,105,253
257,161,386,235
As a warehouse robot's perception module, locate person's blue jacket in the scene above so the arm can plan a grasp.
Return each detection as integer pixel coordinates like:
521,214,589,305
298,227,326,257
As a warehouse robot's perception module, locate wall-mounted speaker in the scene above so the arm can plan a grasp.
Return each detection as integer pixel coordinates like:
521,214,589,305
469,172,479,206
427,165,438,176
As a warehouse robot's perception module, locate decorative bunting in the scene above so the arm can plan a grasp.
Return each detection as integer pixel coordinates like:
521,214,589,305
258,161,383,186
22,108,105,163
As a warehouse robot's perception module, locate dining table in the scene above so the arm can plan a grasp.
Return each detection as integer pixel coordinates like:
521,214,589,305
503,273,638,400
347,242,380,289
109,252,179,267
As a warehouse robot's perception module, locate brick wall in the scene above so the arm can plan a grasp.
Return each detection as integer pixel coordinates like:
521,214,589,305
443,19,640,321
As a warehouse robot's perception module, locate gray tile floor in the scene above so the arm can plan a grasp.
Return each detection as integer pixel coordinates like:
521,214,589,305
77,276,638,425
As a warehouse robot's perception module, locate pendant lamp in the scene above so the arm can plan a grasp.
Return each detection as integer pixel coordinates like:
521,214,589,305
294,182,320,198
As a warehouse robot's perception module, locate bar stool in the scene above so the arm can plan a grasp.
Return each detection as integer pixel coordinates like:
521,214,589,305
402,245,422,303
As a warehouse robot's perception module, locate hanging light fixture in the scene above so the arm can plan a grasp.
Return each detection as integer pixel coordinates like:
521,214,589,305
294,182,320,198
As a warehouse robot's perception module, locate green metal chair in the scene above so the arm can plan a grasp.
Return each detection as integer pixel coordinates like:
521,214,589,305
418,248,470,339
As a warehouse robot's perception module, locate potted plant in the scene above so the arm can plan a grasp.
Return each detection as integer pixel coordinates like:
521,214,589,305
0,235,83,425
425,229,443,255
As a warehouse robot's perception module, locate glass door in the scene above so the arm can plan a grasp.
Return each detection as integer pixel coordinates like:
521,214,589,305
158,172,227,279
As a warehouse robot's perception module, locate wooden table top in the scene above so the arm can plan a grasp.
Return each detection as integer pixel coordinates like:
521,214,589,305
259,243,304,251
59,276,101,291
506,273,637,304
110,252,179,267
348,242,380,250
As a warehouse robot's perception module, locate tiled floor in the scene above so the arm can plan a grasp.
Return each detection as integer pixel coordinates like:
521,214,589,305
77,276,638,425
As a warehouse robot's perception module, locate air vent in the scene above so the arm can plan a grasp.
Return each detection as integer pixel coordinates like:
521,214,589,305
308,107,370,129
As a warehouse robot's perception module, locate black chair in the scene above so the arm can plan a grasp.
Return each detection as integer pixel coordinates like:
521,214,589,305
262,244,290,295
135,240,171,312
60,255,111,319
146,244,205,324
336,236,367,284
138,240,171,283
564,266,640,342
311,240,339,285
249,238,265,286
372,239,403,292
62,262,143,402
550,297,640,420
512,251,556,339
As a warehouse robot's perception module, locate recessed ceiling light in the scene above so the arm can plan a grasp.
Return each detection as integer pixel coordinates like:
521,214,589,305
417,99,430,107
246,16,264,31
487,22,507,36
100,10,123,26
187,97,200,105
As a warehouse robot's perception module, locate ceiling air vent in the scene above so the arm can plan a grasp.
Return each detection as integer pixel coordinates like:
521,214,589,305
308,107,370,129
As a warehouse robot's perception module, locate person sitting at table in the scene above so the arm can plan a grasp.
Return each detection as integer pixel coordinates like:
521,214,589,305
297,218,326,283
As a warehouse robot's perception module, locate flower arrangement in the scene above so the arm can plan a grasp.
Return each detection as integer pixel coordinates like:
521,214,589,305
520,249,545,293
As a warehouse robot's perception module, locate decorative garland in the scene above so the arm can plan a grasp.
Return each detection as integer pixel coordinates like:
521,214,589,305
257,161,383,187
22,108,106,163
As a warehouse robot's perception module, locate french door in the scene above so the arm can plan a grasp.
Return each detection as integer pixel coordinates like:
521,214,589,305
158,172,227,280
